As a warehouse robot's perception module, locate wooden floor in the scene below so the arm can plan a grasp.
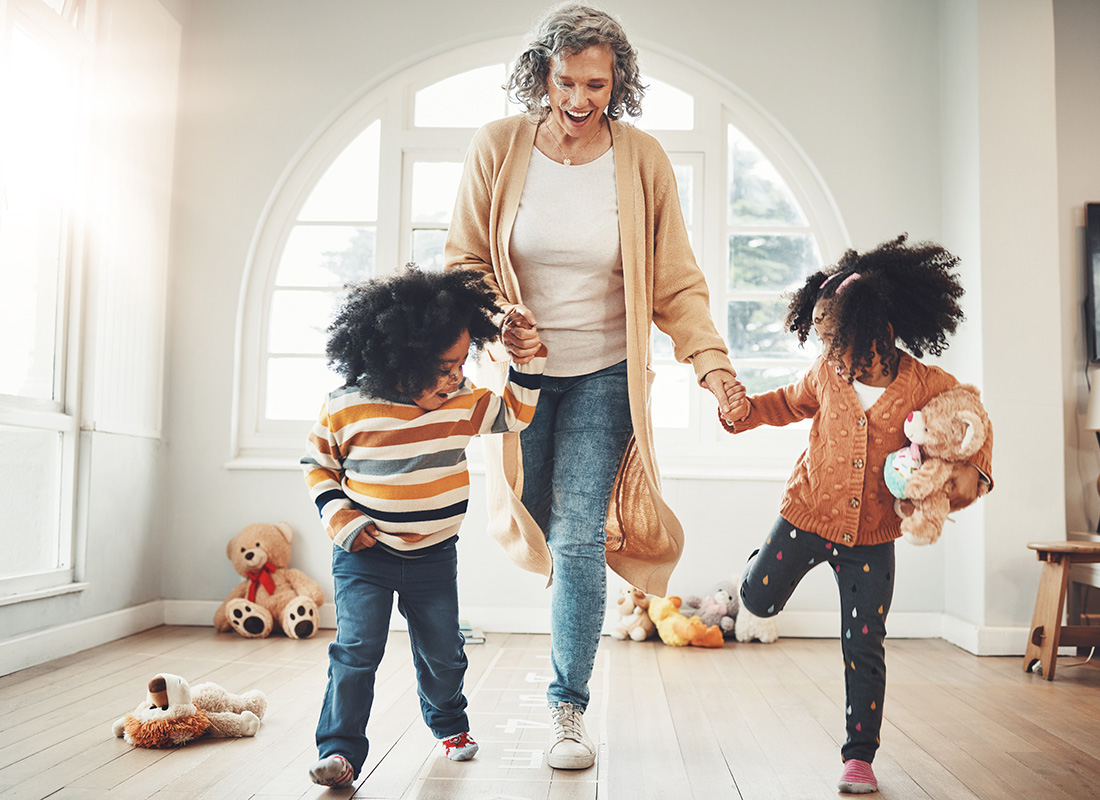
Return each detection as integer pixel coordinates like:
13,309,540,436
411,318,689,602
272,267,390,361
2,627,1100,800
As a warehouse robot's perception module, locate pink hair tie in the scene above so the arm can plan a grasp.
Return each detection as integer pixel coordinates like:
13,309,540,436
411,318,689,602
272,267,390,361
835,272,861,292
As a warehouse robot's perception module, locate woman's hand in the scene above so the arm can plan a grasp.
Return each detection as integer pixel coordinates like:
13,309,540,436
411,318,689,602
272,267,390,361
502,304,541,364
703,369,746,420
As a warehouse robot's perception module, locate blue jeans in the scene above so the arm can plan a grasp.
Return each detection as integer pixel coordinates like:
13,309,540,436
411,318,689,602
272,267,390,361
520,359,632,711
315,539,469,775
740,517,895,763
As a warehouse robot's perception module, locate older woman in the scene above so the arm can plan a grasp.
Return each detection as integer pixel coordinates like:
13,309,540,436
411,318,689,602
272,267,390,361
445,3,738,770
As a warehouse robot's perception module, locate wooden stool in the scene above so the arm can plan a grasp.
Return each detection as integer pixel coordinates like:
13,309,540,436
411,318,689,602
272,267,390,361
1024,541,1100,680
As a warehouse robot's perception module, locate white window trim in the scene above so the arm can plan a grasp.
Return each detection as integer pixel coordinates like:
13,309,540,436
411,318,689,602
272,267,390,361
230,38,848,478
0,0,95,599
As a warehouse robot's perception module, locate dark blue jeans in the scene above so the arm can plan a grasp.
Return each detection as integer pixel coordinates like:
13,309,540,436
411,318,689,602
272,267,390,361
520,359,632,711
315,539,469,775
740,517,895,763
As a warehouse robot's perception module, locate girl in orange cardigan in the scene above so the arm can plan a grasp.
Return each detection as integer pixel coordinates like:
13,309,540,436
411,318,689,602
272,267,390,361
721,235,993,795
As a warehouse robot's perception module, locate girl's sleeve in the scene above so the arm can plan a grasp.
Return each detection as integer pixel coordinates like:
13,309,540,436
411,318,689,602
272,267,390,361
720,362,822,434
301,404,375,551
469,345,547,435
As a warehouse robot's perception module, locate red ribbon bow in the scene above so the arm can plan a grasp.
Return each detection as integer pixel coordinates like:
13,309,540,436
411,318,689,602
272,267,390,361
246,563,277,601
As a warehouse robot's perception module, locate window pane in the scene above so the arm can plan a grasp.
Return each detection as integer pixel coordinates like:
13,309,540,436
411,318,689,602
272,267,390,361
728,124,805,225
727,299,808,359
672,164,693,225
0,29,78,401
651,363,690,429
415,64,508,128
266,357,344,420
412,229,447,271
635,76,693,131
298,120,380,222
276,225,375,287
411,162,463,223
269,290,342,354
734,365,805,396
729,233,819,292
0,426,63,578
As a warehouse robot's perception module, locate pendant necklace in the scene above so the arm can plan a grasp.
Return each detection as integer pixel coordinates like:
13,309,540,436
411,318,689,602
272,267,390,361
544,117,604,166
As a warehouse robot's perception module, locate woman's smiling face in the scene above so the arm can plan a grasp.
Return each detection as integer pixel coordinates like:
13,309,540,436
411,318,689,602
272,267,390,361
546,45,614,139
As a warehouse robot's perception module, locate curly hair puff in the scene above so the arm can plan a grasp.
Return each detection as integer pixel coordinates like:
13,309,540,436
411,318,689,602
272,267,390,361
506,2,645,121
326,266,501,402
785,234,965,383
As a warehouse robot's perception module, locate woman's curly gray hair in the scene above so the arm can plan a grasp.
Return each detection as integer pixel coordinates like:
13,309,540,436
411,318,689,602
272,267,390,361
506,3,645,121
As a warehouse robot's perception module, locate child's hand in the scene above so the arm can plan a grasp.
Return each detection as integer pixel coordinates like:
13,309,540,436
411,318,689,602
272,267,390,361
724,379,749,423
706,371,748,424
350,523,378,551
502,304,541,364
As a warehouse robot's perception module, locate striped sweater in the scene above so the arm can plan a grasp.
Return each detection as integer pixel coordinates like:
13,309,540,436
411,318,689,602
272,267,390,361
302,347,546,553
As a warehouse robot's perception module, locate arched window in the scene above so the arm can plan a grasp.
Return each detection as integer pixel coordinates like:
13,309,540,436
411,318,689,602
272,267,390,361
232,39,847,477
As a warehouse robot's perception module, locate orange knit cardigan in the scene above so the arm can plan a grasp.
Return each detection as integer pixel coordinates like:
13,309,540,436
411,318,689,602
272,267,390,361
723,353,993,547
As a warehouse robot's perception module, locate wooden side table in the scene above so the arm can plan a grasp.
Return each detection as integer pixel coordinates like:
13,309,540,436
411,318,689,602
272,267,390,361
1024,541,1100,680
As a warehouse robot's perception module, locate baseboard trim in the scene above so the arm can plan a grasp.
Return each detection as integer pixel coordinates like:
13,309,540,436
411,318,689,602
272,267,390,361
0,600,165,677
3,603,1040,676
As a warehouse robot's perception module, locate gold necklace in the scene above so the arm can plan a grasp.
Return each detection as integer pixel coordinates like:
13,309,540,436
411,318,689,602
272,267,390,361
543,117,605,166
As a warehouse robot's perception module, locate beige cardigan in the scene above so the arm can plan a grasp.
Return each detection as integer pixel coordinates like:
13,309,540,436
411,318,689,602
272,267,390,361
445,114,733,595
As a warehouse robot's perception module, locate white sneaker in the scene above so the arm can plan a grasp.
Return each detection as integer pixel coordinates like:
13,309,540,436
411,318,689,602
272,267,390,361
547,702,595,769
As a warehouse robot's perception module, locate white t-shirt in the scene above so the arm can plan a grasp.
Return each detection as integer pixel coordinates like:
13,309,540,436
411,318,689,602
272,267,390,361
852,380,887,411
509,146,626,377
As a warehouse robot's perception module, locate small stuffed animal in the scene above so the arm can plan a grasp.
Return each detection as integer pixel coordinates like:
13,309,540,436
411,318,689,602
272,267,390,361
889,384,991,546
213,522,325,639
734,604,780,644
608,586,656,642
647,596,724,648
682,581,739,640
112,673,267,748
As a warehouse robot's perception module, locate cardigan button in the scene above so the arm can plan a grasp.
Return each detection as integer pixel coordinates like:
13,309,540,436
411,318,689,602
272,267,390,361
853,458,864,469
856,417,867,427
843,533,853,543
849,497,860,508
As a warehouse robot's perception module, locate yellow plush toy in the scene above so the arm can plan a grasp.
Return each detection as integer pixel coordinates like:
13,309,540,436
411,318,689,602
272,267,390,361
112,673,267,748
647,595,725,648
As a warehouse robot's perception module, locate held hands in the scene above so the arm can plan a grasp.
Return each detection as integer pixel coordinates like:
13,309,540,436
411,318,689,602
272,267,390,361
896,462,983,517
704,369,749,424
501,304,541,364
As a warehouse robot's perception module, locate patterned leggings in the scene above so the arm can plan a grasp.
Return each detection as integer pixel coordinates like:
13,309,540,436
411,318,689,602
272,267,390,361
739,517,895,763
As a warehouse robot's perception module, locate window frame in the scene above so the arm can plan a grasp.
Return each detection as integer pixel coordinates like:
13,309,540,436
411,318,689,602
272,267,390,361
230,38,848,478
0,0,95,600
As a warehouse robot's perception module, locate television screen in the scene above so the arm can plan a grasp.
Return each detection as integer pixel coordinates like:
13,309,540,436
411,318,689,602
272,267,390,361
1088,203,1100,363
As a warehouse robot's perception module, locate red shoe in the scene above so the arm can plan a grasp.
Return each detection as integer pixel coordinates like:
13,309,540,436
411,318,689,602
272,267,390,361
441,731,479,761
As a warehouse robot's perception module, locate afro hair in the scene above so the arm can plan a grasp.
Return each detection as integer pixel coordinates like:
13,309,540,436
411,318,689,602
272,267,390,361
785,234,965,382
325,265,501,402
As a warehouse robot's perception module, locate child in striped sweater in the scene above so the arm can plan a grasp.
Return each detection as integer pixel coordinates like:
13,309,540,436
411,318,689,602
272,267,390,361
302,266,546,788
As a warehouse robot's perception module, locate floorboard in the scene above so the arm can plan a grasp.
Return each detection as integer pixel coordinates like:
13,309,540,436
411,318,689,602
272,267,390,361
1,627,1098,799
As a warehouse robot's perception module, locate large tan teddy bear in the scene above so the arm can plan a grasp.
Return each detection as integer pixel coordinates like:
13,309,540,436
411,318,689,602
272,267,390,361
213,522,325,639
889,385,992,546
112,673,267,748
